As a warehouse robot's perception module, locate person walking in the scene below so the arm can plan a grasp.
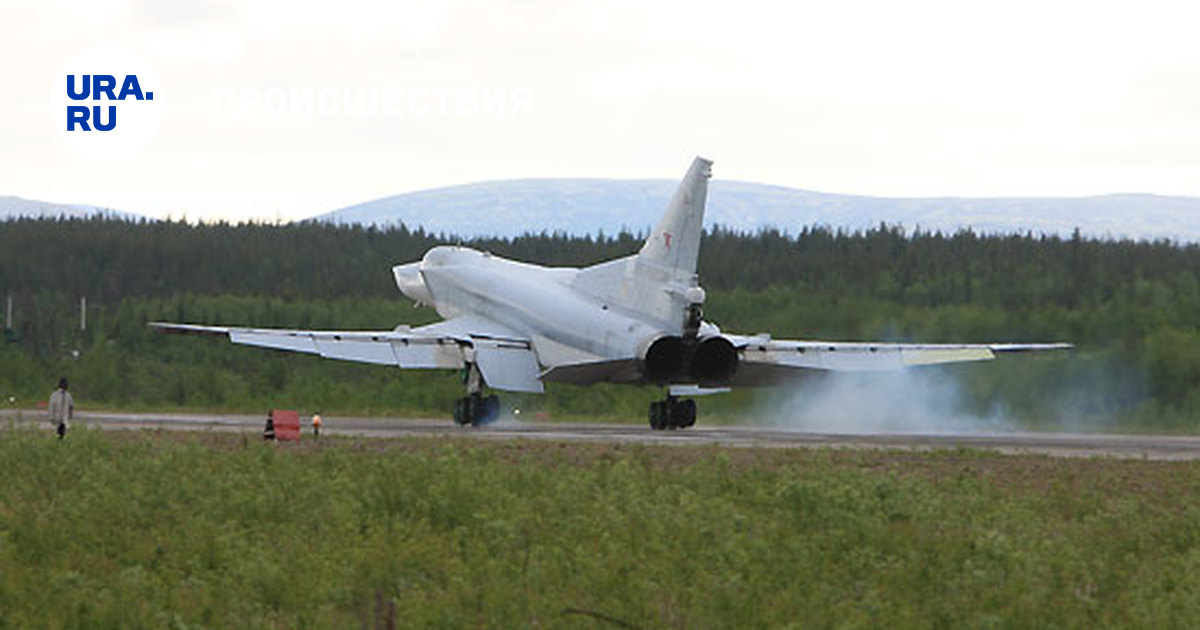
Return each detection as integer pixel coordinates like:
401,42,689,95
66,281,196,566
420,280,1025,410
311,412,322,440
48,377,73,440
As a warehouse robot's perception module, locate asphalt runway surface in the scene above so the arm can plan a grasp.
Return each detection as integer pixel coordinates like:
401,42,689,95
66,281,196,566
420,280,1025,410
7,409,1200,460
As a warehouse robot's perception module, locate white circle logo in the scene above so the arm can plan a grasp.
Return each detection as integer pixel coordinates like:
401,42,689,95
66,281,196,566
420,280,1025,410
50,46,165,160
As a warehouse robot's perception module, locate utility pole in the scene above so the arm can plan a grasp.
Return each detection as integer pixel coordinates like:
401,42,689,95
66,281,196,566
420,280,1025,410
4,294,10,331
80,296,87,331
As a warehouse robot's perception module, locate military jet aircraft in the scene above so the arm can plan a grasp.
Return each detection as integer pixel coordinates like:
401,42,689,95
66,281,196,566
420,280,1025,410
152,157,1069,429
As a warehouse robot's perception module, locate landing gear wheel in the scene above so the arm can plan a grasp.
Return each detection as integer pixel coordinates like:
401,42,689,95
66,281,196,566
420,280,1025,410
648,396,696,430
648,401,666,430
679,399,696,428
455,393,502,427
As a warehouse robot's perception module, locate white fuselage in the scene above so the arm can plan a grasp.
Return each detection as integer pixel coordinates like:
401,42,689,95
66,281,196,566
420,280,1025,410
412,246,666,364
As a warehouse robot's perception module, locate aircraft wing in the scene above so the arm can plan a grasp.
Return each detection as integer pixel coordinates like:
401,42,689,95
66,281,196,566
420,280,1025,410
148,317,545,393
729,336,1072,386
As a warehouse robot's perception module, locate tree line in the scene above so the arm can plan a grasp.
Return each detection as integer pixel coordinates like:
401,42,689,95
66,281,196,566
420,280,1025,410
1,217,1197,428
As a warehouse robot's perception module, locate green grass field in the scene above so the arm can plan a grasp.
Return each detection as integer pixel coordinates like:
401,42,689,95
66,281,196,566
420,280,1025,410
3,427,1200,629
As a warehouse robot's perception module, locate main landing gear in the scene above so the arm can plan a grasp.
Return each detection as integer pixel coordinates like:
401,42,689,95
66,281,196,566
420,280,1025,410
453,391,500,426
454,362,500,427
648,395,696,430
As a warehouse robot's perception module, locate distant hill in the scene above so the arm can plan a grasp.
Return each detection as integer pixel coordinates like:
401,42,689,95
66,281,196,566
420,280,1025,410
313,180,1200,242
0,196,142,222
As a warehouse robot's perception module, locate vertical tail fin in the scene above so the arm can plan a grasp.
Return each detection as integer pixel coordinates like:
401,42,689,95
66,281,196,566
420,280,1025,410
574,156,713,333
637,156,712,275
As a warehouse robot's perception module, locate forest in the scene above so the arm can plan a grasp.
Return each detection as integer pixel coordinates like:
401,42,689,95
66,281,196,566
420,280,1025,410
2,216,1198,429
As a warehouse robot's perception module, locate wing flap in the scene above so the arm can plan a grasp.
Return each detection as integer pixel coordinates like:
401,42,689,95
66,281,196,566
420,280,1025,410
474,340,545,393
391,339,465,369
740,339,1068,374
150,319,539,391
902,347,994,367
151,321,468,369
229,329,320,354
313,338,398,365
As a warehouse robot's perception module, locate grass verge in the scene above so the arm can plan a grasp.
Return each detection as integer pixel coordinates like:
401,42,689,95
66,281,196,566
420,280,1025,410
2,428,1199,628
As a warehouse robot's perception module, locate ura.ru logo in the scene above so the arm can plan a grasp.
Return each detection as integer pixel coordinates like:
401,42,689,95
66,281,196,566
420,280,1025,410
51,46,165,159
65,74,155,131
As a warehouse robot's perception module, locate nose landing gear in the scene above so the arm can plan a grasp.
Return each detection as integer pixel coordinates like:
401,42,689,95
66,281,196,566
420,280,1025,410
648,395,696,430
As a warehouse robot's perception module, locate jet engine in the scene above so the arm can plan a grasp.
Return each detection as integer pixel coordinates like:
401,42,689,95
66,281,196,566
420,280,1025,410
691,335,739,382
642,335,687,383
640,334,739,384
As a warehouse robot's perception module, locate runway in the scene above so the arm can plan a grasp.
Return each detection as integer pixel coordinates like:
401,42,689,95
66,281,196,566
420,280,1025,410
4,409,1200,460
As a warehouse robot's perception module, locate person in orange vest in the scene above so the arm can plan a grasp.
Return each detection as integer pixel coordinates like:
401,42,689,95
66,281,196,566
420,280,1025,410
311,412,322,440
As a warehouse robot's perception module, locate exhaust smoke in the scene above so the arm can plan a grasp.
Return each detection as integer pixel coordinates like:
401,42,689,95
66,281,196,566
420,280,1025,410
750,348,1149,435
759,368,1014,435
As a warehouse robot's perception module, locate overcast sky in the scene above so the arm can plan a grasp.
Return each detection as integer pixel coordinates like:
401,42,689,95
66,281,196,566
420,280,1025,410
4,0,1198,222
